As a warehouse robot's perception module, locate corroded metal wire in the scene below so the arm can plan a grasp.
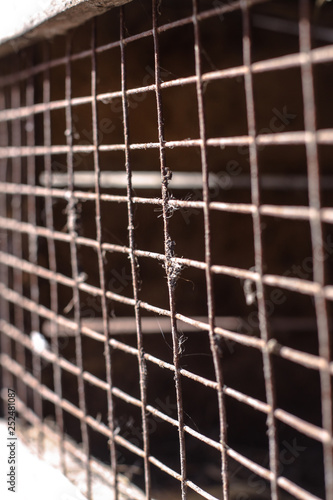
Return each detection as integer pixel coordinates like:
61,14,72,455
119,8,152,498
91,19,118,499
65,37,92,499
0,1,332,500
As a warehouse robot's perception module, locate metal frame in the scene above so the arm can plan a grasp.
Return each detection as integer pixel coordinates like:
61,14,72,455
0,1,332,499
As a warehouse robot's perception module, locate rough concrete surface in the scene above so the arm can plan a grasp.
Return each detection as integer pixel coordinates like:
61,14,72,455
0,420,87,500
0,0,132,56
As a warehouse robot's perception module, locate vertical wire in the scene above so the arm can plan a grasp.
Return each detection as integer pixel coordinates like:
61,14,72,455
42,43,66,474
0,86,13,400
192,2,229,499
65,36,92,500
90,20,118,499
240,2,279,499
10,59,27,403
120,8,152,499
26,48,44,454
299,2,333,499
151,1,187,497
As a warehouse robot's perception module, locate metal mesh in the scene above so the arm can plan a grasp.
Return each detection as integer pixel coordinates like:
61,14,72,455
0,0,333,499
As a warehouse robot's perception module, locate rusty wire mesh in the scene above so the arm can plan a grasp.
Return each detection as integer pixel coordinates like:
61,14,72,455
0,0,333,499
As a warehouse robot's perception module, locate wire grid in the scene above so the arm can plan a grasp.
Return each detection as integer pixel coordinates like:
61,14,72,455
0,0,332,499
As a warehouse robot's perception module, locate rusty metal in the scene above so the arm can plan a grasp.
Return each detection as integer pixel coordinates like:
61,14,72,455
0,1,333,500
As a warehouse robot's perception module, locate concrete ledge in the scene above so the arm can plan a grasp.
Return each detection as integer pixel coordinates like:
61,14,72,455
0,417,147,499
0,419,87,500
0,0,132,57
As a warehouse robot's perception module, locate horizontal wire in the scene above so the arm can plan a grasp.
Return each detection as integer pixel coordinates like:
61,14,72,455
0,0,300,89
1,305,332,441
0,353,324,500
1,130,333,158
0,253,327,375
1,3,332,499
0,231,331,301
0,352,320,500
1,182,333,224
1,35,333,107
